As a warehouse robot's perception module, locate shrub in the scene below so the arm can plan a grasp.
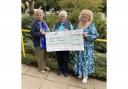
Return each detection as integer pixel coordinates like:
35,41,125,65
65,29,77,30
45,14,59,31
94,41,107,53
93,12,107,39
24,38,35,54
22,53,36,65
22,14,33,29
92,52,106,79
93,12,107,53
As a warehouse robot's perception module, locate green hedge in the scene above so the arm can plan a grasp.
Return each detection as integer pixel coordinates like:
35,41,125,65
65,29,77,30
94,41,106,53
22,51,106,80
22,14,33,30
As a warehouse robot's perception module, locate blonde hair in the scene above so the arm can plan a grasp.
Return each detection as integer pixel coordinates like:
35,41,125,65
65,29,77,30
59,10,67,18
79,9,93,22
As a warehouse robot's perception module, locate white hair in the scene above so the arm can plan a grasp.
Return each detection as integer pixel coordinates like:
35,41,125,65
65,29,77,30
34,9,44,16
59,10,67,17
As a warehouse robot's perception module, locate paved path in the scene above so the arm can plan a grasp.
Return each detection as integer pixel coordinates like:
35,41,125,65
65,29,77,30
22,64,106,89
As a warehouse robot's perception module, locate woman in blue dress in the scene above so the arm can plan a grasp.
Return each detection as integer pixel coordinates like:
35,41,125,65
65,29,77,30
73,9,98,83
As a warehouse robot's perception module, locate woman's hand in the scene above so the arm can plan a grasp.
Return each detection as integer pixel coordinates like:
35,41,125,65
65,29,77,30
41,31,46,35
83,32,88,38
64,29,68,31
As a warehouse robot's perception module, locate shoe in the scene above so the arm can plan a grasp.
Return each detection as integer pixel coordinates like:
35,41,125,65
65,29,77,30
78,75,82,79
45,66,50,71
40,70,46,74
57,71,62,76
82,77,88,83
73,72,78,77
64,73,68,77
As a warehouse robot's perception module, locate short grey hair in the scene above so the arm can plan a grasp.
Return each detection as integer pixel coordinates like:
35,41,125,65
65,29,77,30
59,10,67,17
34,9,44,17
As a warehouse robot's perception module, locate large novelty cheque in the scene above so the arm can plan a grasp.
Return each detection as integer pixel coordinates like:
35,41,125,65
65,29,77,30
45,30,84,52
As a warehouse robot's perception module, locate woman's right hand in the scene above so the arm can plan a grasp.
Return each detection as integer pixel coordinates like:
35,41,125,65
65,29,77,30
64,29,68,31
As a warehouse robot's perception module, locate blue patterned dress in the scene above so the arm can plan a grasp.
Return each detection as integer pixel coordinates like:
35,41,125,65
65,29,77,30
73,22,98,78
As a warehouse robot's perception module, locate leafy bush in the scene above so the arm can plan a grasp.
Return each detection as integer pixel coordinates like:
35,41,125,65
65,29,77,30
93,12,107,39
94,41,107,53
24,38,35,54
45,14,59,30
22,53,36,65
93,52,106,79
59,0,104,12
34,0,44,9
34,0,60,10
22,14,33,29
21,13,59,31
93,12,106,53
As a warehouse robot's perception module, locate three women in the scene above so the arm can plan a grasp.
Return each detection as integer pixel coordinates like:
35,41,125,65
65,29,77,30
31,9,98,83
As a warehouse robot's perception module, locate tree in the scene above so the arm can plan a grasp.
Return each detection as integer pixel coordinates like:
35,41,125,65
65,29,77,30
58,0,105,28
34,0,60,11
22,0,35,14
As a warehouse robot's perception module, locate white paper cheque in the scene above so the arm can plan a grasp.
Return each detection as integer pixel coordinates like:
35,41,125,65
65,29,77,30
45,30,84,52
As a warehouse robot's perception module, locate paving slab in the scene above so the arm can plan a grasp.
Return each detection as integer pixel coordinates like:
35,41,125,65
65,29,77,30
68,76,95,89
94,79,106,89
26,66,49,79
22,64,31,74
22,74,44,89
40,80,68,89
46,72,70,84
67,85,82,89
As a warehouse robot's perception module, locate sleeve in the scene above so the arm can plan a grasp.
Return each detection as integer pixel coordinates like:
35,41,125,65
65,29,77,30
31,22,41,37
86,24,99,41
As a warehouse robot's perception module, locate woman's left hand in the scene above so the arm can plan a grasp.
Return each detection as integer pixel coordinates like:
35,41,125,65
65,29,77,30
64,29,68,31
83,32,88,38
41,31,46,35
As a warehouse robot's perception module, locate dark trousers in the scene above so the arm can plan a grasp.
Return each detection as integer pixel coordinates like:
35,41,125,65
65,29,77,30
56,51,69,73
